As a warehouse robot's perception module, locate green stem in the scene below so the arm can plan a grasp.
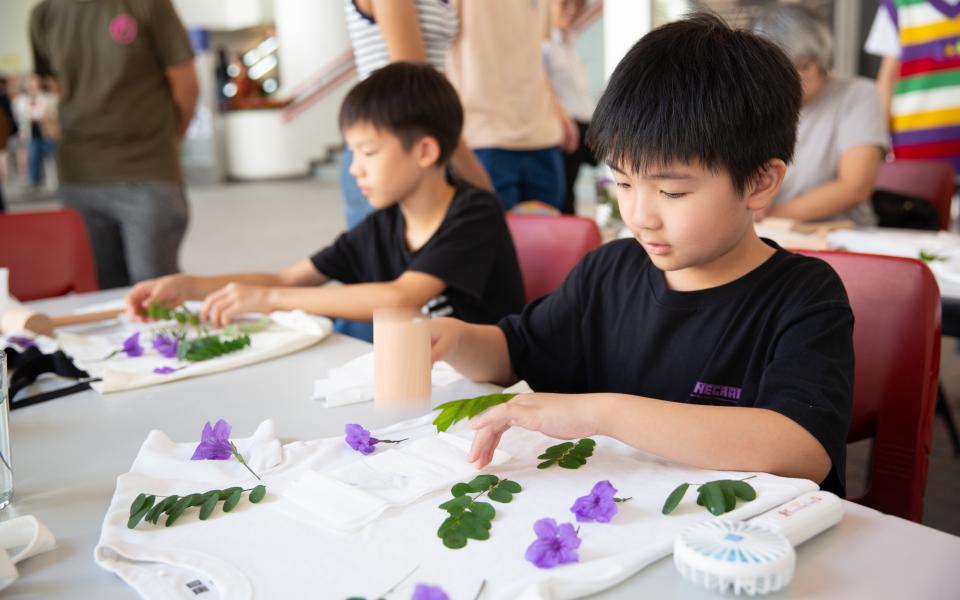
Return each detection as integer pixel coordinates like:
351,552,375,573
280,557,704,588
613,496,632,503
230,443,262,481
148,487,258,498
472,579,486,600
377,565,418,598
378,438,408,445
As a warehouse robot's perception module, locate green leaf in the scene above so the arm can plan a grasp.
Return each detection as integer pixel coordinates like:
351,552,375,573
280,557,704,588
438,516,460,538
469,501,496,521
165,496,194,526
558,456,586,469
223,488,243,512
537,438,595,469
249,485,267,503
199,493,220,520
127,505,151,529
661,483,689,515
537,459,557,469
542,442,574,457
219,487,243,501
451,483,473,497
438,495,472,515
178,334,252,362
730,480,757,501
696,493,705,506
498,480,522,494
702,483,727,516
442,530,467,549
432,393,516,432
487,487,513,503
187,493,205,507
459,512,491,540
577,438,597,448
130,493,149,517
146,496,178,524
719,481,736,512
467,474,499,491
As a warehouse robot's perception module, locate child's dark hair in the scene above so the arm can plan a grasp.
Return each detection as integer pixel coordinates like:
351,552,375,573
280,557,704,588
587,13,801,194
339,62,463,165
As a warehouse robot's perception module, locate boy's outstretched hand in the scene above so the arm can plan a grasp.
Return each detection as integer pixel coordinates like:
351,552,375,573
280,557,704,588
467,393,601,469
200,282,273,328
125,275,192,321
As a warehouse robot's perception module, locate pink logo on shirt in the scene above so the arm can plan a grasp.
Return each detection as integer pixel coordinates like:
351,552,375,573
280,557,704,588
109,14,138,45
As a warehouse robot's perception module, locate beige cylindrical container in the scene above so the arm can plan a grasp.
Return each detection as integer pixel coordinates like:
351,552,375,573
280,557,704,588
373,308,432,409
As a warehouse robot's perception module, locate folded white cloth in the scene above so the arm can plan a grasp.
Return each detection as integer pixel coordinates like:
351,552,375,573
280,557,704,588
95,414,818,600
313,351,464,407
58,310,333,393
0,515,57,591
827,229,960,288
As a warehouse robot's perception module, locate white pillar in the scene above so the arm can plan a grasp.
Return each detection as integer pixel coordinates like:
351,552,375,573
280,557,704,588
602,0,653,79
273,0,350,94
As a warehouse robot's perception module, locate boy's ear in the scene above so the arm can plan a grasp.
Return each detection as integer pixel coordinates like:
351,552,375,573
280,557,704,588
414,135,442,168
744,159,787,211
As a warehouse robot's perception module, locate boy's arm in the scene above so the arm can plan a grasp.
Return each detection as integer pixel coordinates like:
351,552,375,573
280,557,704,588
428,318,516,386
200,269,447,327
468,392,831,483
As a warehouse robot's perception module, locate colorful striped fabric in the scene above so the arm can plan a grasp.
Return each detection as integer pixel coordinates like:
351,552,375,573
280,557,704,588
884,0,960,172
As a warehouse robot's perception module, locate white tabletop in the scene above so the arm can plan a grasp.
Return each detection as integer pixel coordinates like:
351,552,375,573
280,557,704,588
4,289,960,599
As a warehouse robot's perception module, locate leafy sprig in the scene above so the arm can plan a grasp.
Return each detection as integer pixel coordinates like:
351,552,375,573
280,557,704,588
147,302,201,326
127,484,267,529
177,334,251,362
437,474,522,549
537,438,596,469
661,476,757,516
919,249,948,263
432,393,516,432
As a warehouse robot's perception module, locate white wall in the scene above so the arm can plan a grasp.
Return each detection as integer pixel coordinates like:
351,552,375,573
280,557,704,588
0,0,44,75
171,0,272,31
273,0,349,95
602,0,652,78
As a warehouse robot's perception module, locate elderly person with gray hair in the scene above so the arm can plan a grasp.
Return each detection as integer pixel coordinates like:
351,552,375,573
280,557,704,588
752,5,887,226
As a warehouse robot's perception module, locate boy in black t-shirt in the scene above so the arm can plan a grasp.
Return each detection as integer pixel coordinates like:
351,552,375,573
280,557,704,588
428,14,855,496
125,63,524,333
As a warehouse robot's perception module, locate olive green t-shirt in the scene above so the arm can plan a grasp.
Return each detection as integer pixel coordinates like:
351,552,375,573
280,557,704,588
30,0,194,184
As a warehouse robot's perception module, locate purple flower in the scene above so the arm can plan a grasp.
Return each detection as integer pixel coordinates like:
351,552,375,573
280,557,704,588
571,480,620,523
411,584,449,600
7,335,37,349
122,332,144,357
345,423,379,455
191,420,233,460
525,518,581,569
153,366,178,375
152,334,178,358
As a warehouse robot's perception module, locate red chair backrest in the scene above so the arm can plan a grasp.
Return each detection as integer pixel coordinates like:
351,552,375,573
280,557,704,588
0,209,98,301
800,250,940,521
506,213,603,303
875,159,956,231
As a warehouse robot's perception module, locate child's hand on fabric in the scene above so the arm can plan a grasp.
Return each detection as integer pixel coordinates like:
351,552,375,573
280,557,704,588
467,393,600,468
200,283,273,327
125,275,191,321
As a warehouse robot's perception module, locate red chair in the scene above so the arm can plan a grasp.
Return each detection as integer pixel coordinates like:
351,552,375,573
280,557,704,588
875,159,956,231
0,209,98,301
506,213,602,302
800,250,940,522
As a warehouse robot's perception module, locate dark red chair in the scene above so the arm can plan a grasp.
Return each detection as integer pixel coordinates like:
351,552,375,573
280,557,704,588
800,250,940,522
875,159,956,231
0,209,98,301
506,213,603,302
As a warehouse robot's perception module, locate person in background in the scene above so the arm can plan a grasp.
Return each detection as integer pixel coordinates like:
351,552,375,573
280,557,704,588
446,0,577,211
751,4,886,226
15,75,57,190
30,0,198,289
0,75,18,212
125,63,525,343
543,0,597,215
340,0,492,229
865,0,960,177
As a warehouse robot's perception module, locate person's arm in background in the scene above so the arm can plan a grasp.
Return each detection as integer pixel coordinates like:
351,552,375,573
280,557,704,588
767,145,884,221
876,56,899,125
165,59,198,141
369,0,493,190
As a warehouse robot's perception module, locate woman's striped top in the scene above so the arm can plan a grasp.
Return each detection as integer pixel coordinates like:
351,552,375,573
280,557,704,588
344,0,458,80
883,0,960,171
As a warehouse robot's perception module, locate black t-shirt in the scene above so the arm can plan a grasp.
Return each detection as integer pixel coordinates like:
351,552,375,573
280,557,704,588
311,180,525,324
499,238,854,496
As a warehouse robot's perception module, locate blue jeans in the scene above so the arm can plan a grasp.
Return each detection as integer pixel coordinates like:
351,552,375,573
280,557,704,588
474,146,564,210
28,138,54,186
340,148,374,229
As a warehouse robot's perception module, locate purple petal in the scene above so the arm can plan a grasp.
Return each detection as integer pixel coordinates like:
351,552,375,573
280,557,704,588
122,332,144,357
191,420,233,460
7,336,36,349
532,517,558,540
152,334,179,358
211,419,232,441
590,480,617,499
153,366,177,375
525,538,560,569
556,522,582,550
410,584,450,600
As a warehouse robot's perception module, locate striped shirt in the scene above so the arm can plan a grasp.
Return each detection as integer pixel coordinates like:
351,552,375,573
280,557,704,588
344,0,458,80
882,0,960,172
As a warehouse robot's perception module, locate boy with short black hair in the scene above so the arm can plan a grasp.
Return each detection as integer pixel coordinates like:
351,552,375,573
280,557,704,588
126,62,525,335
428,14,854,496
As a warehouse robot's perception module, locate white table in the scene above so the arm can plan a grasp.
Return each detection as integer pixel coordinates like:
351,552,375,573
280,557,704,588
4,289,960,599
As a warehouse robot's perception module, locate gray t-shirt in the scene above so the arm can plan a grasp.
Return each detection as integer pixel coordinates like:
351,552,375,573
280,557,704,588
775,76,888,227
